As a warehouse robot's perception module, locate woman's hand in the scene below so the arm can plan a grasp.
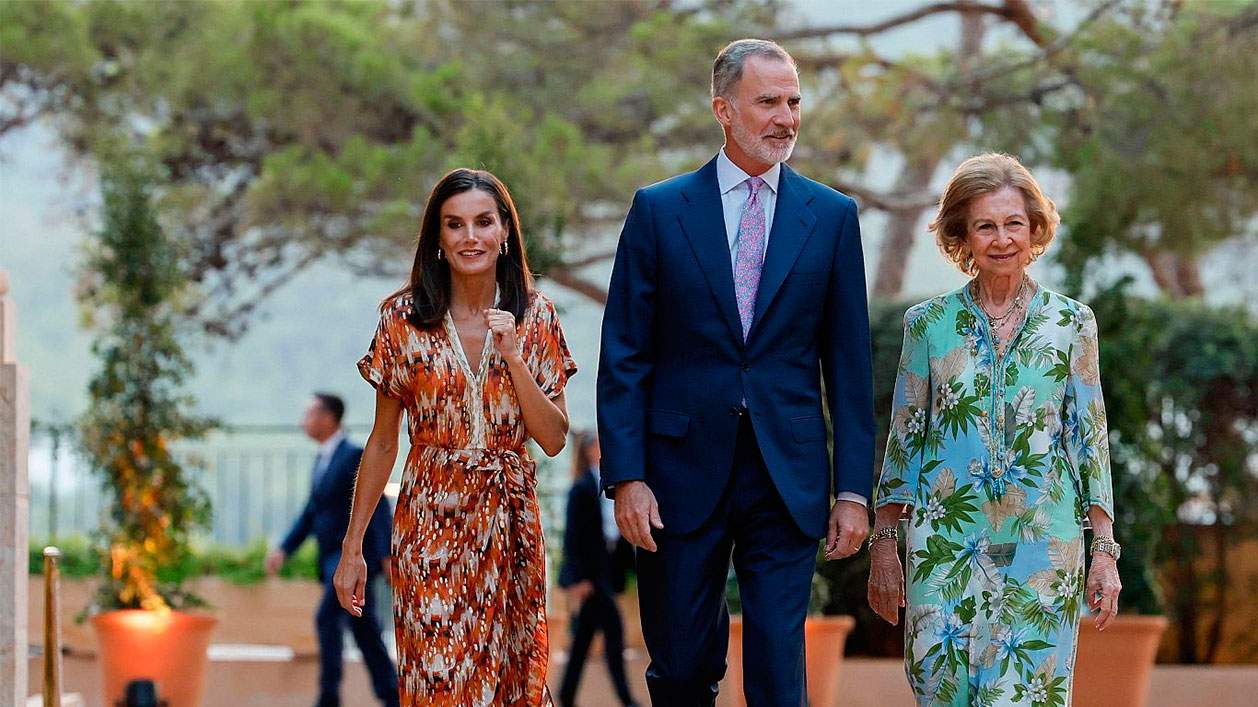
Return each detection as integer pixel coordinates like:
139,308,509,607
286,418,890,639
485,308,522,362
333,549,369,617
868,539,905,625
1086,553,1122,630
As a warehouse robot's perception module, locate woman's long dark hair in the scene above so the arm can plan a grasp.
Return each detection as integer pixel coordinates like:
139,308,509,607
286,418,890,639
386,168,534,327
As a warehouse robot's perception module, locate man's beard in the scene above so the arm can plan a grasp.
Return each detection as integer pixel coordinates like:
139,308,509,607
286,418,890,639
731,118,796,165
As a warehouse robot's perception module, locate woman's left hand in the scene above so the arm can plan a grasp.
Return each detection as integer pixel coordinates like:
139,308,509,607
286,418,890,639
485,308,522,362
1086,553,1122,630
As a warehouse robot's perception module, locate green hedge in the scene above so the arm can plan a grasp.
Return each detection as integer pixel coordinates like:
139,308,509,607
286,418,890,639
30,535,321,586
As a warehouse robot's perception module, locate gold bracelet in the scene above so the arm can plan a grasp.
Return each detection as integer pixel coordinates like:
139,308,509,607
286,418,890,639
868,525,898,547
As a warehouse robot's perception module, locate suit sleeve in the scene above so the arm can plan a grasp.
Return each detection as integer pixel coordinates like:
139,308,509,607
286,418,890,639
820,198,875,501
558,485,588,588
367,494,393,562
280,497,314,557
596,189,658,495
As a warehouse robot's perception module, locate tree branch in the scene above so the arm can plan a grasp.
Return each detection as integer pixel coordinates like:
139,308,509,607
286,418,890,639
560,250,617,269
773,2,1013,41
543,267,608,305
828,178,939,213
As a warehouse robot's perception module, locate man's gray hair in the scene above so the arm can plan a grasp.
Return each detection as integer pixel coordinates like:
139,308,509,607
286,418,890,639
711,39,797,99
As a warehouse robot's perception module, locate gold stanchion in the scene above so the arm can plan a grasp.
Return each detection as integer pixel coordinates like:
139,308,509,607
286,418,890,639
43,547,62,707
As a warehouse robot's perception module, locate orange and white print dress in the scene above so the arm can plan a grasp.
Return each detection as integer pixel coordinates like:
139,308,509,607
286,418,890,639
357,290,576,706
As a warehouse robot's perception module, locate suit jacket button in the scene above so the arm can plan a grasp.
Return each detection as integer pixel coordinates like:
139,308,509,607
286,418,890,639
741,364,750,372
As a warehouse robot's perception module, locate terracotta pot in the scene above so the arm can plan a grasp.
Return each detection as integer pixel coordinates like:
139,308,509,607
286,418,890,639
805,615,856,707
91,609,217,707
1074,614,1168,707
721,615,856,707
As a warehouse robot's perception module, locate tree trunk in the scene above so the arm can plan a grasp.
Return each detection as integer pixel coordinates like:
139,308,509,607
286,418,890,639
871,12,984,299
872,158,942,298
1174,252,1204,297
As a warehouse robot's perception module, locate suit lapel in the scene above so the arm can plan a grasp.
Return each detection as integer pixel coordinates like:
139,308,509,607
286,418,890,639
750,166,817,337
677,158,744,345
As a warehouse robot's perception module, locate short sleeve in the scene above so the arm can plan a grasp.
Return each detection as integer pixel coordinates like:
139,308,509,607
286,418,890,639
522,293,578,399
357,300,408,400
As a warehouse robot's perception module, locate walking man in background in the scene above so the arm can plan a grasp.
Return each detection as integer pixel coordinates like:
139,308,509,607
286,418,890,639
557,431,638,707
267,392,399,707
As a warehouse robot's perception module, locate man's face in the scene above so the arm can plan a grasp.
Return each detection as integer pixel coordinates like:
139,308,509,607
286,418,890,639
301,399,336,441
715,55,801,170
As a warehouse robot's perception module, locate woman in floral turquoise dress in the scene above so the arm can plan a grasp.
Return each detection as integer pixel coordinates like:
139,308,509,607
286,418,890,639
869,153,1123,706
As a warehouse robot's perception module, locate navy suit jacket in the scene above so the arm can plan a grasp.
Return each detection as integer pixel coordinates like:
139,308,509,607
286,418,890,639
596,156,875,539
280,438,393,582
559,470,633,595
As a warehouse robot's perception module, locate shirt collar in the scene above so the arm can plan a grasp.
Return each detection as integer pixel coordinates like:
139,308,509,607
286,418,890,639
318,430,345,460
716,147,781,196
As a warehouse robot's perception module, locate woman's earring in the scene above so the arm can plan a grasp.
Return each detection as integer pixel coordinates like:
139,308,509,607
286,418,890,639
500,240,509,256
437,248,444,260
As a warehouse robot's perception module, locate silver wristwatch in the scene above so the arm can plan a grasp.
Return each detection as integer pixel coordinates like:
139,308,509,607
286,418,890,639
1090,537,1121,560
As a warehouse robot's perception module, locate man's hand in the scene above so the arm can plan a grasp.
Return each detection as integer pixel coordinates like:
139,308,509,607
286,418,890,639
614,480,664,552
824,500,869,560
566,580,594,609
265,549,285,576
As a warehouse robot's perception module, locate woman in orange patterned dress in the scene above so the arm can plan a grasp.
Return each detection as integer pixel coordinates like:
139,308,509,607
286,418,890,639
333,169,577,705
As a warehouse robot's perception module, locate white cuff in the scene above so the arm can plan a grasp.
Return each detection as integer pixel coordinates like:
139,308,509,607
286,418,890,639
835,492,868,506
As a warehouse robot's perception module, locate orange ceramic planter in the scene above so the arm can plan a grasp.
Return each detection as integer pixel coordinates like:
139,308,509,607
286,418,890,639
722,615,856,707
91,610,217,707
1074,614,1168,707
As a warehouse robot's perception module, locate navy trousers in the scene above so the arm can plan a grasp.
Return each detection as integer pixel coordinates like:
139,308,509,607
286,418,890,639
559,587,635,706
636,415,819,707
315,574,399,707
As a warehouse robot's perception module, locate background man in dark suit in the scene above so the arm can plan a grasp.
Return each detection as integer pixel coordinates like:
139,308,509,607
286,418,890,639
267,392,399,707
597,39,874,705
557,431,638,707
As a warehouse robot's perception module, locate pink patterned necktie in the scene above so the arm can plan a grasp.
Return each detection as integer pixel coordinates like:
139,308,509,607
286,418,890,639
733,176,766,339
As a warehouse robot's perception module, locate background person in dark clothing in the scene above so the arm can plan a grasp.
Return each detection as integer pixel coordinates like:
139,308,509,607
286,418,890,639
267,392,399,707
558,431,638,707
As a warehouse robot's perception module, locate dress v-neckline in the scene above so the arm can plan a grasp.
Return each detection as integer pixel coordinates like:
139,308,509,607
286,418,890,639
441,287,501,449
443,313,495,391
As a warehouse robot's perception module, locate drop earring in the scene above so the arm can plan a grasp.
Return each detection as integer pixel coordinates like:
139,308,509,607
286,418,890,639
437,248,444,260
500,240,509,255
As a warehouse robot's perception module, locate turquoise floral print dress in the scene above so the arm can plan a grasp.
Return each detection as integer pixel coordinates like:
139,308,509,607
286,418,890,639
875,282,1114,707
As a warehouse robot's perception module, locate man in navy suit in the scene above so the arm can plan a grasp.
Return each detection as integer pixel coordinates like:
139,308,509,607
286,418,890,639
267,393,399,707
597,39,874,706
558,432,638,707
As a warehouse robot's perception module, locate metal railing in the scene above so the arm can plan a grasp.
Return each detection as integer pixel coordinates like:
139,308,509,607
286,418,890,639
28,422,569,548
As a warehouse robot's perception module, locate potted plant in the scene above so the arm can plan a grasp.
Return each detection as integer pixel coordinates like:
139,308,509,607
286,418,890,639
77,161,218,707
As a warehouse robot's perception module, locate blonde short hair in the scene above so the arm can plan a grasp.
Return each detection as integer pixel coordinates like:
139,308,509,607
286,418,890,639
929,153,1060,276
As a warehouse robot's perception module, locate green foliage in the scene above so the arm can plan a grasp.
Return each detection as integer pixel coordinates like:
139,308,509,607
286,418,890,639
0,0,764,332
31,536,320,586
975,2,1258,295
77,160,217,612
